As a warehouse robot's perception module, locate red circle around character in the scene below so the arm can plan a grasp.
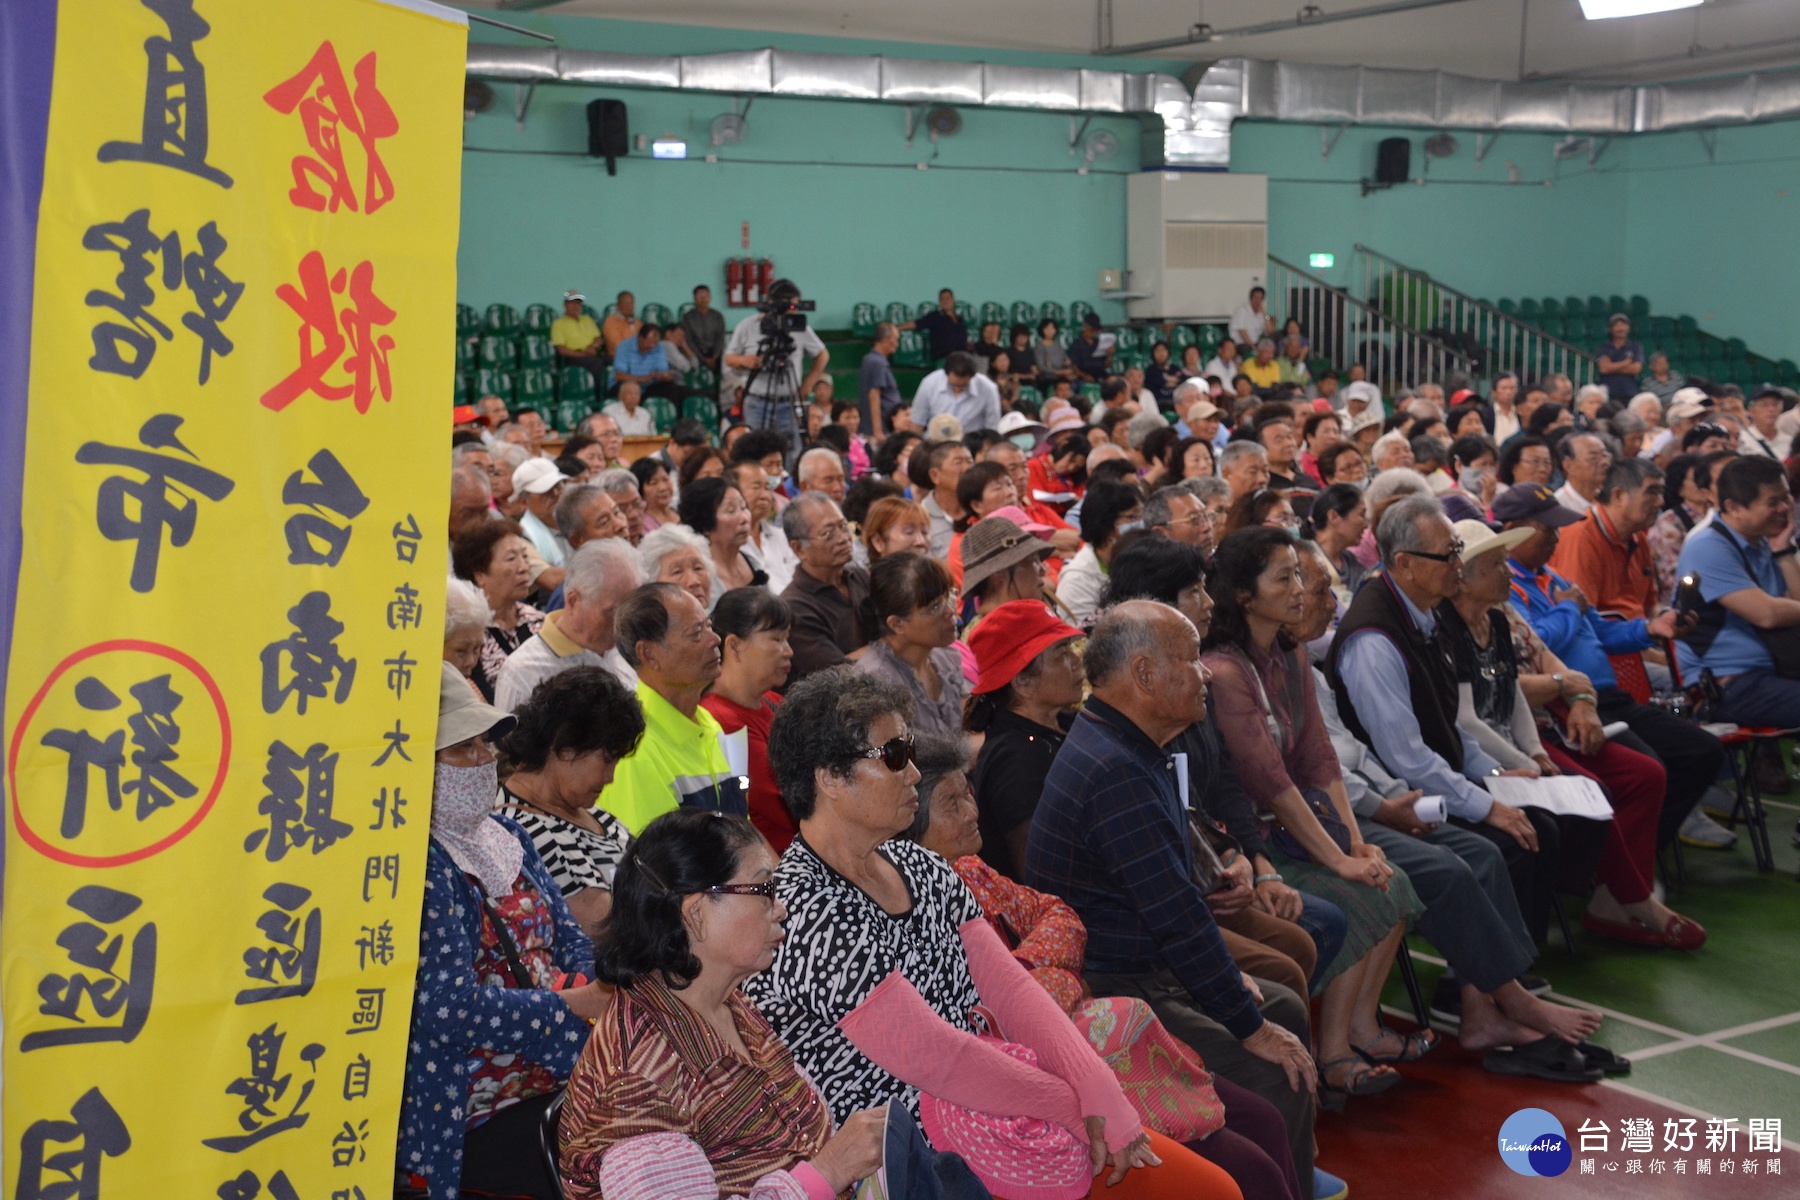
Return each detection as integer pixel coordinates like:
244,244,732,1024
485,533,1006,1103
8,639,232,868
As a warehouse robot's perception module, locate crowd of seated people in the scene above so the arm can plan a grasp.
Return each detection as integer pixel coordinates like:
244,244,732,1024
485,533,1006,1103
417,278,1800,1200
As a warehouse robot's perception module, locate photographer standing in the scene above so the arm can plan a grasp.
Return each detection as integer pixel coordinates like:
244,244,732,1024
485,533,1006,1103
724,278,829,455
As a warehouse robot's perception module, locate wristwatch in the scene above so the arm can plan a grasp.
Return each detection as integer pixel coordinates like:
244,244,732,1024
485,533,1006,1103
1551,672,1565,697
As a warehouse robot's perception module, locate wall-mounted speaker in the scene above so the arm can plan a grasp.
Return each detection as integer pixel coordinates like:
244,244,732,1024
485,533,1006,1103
586,99,629,175
1375,137,1411,185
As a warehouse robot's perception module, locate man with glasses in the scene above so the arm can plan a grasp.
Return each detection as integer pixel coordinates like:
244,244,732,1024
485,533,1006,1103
1554,432,1613,517
1328,495,1559,922
603,582,744,833
1143,485,1212,551
1499,483,1722,852
779,493,872,685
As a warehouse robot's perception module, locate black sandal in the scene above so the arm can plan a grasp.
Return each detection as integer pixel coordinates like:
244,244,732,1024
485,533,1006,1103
1317,1055,1401,1112
1353,1025,1440,1065
1482,1039,1603,1083
1574,1041,1631,1076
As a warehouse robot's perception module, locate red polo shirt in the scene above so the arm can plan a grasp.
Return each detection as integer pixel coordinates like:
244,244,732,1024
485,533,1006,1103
1546,503,1657,619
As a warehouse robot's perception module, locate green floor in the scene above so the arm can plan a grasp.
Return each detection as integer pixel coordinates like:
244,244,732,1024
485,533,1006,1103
1385,796,1800,1147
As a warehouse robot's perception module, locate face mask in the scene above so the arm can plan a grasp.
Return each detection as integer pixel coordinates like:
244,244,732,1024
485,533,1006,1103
1116,520,1143,536
432,760,498,837
1010,433,1036,451
1459,467,1489,495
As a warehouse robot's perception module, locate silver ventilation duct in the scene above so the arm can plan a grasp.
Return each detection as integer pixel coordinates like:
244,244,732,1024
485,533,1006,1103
465,43,1800,169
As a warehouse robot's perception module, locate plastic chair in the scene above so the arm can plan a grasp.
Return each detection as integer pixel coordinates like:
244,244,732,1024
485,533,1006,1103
454,337,473,373
678,301,695,319
1664,637,1783,872
557,366,596,405
456,303,480,336
893,330,930,369
1541,297,1563,318
516,367,556,409
1518,298,1541,321
478,335,517,371
644,396,678,435
1078,381,1102,405
1169,325,1197,351
851,302,879,339
954,299,975,325
1069,300,1094,326
1113,327,1140,354
685,364,717,392
1039,301,1066,327
473,368,515,402
483,303,520,336
1629,295,1651,318
1497,298,1519,318
641,303,672,327
1016,384,1043,407
915,300,936,319
1677,315,1699,336
539,1090,568,1200
522,303,555,333
682,394,719,428
1607,295,1629,317
885,301,910,327
453,372,469,405
517,334,554,367
980,301,1007,327
1568,296,1590,318
1010,301,1037,329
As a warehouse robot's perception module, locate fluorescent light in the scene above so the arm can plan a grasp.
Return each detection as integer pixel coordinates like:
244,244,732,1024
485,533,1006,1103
651,138,687,159
1579,0,1701,20
1309,252,1336,269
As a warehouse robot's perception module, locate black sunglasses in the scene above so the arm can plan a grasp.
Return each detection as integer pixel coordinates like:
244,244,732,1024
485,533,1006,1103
859,734,916,772
1404,537,1466,564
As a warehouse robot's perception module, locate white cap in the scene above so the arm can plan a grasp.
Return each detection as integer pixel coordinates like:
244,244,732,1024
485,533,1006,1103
513,458,569,495
997,411,1045,436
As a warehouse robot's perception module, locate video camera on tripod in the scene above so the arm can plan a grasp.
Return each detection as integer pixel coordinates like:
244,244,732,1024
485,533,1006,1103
756,288,815,346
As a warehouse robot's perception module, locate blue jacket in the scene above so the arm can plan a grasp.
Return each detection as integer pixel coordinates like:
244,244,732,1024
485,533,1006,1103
400,816,594,1198
1507,559,1651,692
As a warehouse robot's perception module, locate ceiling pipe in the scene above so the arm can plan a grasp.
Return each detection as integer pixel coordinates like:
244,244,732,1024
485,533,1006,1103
1096,0,1479,56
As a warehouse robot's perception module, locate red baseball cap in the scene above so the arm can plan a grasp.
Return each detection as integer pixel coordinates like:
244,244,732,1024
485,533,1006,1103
451,404,479,424
967,601,1083,696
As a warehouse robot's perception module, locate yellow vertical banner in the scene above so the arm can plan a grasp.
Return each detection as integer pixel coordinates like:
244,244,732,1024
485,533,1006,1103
4,0,465,1196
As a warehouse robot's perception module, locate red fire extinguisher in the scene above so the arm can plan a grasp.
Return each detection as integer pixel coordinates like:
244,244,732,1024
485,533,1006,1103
758,258,776,302
725,258,744,307
743,257,761,306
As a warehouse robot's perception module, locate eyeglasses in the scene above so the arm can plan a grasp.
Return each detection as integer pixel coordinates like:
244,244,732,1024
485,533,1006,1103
919,590,961,617
859,734,916,772
800,519,851,543
702,878,779,901
1405,538,1466,563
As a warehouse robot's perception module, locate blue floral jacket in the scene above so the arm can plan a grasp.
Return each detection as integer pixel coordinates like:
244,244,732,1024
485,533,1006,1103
400,816,594,1198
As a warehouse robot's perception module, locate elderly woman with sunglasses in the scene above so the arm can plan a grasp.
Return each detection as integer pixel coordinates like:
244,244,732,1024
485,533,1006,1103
747,668,1228,1199
558,809,892,1200
400,664,610,1200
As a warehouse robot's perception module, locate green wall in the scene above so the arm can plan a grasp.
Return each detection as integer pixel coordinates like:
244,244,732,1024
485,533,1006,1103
455,13,1800,358
457,14,1162,328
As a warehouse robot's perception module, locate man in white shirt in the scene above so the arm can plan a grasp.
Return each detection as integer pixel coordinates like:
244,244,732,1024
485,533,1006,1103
1553,432,1612,517
1228,286,1275,351
513,458,570,570
1738,386,1795,461
723,279,829,450
911,351,1001,433
600,380,658,437
494,539,642,711
1204,338,1241,387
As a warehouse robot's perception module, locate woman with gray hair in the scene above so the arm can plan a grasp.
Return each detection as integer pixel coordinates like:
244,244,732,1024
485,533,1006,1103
1345,467,1431,575
488,440,532,520
444,576,494,680
637,523,713,611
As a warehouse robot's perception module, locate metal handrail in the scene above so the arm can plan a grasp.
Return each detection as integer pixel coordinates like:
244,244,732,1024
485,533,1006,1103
1266,254,1475,393
1352,243,1598,386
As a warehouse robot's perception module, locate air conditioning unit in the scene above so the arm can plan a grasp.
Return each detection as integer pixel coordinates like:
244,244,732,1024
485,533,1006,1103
1126,171,1267,322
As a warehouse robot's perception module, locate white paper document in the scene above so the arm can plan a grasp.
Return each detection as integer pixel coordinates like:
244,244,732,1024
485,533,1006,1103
1485,774,1614,820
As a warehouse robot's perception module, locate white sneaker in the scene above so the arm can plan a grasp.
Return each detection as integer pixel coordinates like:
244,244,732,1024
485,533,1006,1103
1679,808,1738,850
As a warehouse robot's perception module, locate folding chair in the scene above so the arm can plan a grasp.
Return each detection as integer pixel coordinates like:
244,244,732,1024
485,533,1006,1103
539,1089,567,1200
1664,638,1784,872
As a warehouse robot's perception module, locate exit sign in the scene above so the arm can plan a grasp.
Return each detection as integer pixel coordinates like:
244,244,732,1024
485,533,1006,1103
1309,252,1336,269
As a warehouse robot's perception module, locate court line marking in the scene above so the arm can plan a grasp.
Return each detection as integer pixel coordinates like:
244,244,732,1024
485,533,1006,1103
1377,1004,1800,1155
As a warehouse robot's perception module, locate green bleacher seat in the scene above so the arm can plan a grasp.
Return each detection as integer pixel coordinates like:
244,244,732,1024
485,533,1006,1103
641,303,672,327
644,396,678,435
915,301,935,318
893,330,930,369
473,368,514,401
1039,301,1066,327
583,304,600,320
522,303,555,333
1016,385,1043,408
1566,296,1588,317
851,303,879,339
1780,360,1798,385
1629,296,1650,318
1077,381,1102,405
979,302,1006,327
456,303,480,336
553,395,585,435
517,334,554,367
678,302,696,319
454,337,474,373
682,395,720,427
1069,301,1094,326
1497,298,1519,317
954,300,974,325
1677,315,1698,336
886,301,911,326
1538,317,1564,341
479,335,517,370
685,365,717,392
1541,298,1562,318
1169,325,1196,351
1518,298,1540,320
1649,316,1673,343
453,372,469,405
1607,295,1628,317
1113,352,1147,371
1726,337,1747,357
557,366,596,405
603,302,619,318
1113,327,1140,354
516,367,555,408
1307,356,1332,379
1056,328,1074,348
483,304,520,336
1010,301,1037,329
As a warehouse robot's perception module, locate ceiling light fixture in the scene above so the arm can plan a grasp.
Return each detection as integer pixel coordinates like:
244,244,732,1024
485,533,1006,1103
1578,0,1702,20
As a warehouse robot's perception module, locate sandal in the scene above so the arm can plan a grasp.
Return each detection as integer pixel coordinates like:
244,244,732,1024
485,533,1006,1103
1481,1038,1603,1083
1574,1040,1632,1077
1353,1025,1440,1065
1580,910,1708,951
1317,1055,1400,1111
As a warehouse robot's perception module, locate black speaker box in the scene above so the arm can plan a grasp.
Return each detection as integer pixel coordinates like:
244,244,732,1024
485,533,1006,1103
1375,137,1411,185
586,99,629,175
